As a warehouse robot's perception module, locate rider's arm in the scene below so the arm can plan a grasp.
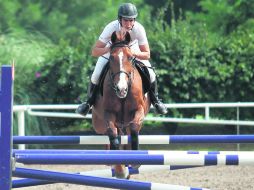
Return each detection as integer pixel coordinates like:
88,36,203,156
132,44,150,60
91,40,110,57
132,22,150,60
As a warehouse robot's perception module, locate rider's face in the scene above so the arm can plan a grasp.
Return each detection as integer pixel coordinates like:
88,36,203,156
121,18,135,30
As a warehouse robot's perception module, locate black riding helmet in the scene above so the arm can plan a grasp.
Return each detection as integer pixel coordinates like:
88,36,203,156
118,3,138,19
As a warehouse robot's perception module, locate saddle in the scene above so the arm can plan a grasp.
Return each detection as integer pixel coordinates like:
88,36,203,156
98,60,151,96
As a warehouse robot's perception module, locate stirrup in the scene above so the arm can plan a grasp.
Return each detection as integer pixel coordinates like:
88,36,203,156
154,102,168,115
76,102,91,116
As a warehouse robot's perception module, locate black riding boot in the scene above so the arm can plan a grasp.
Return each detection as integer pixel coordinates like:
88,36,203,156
76,82,98,116
149,80,168,115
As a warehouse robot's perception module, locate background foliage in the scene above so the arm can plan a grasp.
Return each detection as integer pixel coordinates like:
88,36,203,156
0,0,253,134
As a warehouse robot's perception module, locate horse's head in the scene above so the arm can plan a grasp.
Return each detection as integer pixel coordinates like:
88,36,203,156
109,31,134,99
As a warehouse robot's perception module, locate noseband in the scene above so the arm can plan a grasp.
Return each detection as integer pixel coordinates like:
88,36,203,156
109,41,135,96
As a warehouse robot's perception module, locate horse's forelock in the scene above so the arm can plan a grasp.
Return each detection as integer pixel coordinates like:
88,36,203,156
113,46,132,57
115,31,125,41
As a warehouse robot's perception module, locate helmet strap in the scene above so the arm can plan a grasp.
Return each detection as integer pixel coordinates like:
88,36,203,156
118,16,122,26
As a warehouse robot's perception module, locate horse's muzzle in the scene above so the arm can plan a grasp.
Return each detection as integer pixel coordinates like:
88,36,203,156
116,87,128,99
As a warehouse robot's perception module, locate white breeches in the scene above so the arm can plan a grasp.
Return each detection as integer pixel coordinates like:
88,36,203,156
91,43,156,84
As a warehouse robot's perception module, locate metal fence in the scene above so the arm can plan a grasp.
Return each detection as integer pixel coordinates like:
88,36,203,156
13,102,254,150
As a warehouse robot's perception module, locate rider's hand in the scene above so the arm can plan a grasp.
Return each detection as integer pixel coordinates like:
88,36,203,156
131,49,137,57
105,46,110,53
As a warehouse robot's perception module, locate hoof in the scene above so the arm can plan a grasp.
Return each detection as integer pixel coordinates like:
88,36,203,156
115,172,128,179
131,164,141,169
114,165,128,179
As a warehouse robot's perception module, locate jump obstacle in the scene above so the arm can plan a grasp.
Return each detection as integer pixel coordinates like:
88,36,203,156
1,65,210,190
1,65,253,190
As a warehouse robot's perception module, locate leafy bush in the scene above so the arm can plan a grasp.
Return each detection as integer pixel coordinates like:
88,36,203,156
145,2,254,119
187,0,254,35
0,31,54,135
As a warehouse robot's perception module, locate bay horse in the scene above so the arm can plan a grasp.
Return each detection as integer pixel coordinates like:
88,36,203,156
92,31,151,178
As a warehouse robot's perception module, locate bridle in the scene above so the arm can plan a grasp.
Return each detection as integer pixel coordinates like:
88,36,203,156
109,41,136,96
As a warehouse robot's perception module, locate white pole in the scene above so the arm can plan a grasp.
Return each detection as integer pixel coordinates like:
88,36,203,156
237,106,240,151
18,111,25,150
205,106,210,120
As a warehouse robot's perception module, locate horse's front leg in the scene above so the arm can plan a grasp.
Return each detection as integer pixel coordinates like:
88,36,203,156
130,107,145,150
106,122,119,150
129,122,140,150
128,107,145,169
104,112,127,179
104,111,119,149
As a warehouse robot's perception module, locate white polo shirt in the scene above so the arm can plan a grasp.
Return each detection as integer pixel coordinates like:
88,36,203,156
98,20,148,46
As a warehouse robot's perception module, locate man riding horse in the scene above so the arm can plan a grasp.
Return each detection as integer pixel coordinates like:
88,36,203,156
76,3,167,116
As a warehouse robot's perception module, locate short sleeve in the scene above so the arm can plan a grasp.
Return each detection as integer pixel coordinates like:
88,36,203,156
99,21,119,44
136,24,148,45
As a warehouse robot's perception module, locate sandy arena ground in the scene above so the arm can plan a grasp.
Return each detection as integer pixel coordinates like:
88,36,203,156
14,164,254,190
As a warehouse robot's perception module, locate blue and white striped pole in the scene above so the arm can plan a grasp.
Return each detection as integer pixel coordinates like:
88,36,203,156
12,165,197,188
15,153,253,165
13,149,254,155
13,135,254,144
13,167,209,190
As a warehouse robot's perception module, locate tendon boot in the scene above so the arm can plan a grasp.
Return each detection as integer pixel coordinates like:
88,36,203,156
76,82,98,116
149,80,168,115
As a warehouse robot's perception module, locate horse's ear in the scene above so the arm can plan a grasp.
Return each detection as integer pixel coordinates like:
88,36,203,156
125,32,131,44
111,31,117,44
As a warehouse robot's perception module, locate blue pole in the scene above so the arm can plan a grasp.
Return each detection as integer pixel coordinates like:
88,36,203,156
0,66,13,190
170,135,254,143
12,166,198,188
15,153,165,165
13,136,80,144
13,167,151,190
13,167,206,190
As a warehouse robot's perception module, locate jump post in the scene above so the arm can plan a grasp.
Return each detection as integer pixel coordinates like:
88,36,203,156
0,65,13,190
